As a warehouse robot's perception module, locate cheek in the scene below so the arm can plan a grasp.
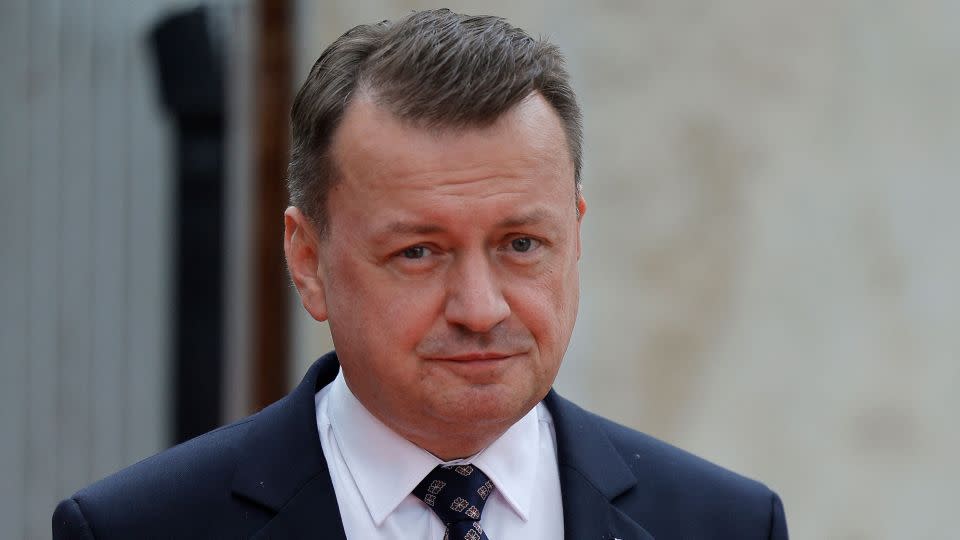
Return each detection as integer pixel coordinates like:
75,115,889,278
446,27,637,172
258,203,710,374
523,260,580,349
329,258,442,351
510,278,569,343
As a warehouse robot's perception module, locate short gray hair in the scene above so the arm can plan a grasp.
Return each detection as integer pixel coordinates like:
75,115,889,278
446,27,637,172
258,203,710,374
287,8,583,232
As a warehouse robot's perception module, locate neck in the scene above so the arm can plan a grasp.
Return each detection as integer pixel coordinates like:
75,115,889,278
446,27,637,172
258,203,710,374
408,435,493,462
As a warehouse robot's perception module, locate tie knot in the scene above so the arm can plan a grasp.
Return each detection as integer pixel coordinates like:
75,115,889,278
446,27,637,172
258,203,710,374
413,464,495,531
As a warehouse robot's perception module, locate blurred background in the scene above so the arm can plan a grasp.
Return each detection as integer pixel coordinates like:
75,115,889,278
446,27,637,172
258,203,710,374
2,0,958,538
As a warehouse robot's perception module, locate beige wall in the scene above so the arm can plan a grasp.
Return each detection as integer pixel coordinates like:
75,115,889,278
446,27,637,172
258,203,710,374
291,2,960,538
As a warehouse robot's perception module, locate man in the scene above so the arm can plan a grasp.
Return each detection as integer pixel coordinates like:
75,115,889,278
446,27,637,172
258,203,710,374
54,9,787,539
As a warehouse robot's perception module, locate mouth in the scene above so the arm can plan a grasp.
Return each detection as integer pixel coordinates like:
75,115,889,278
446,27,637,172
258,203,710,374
424,352,517,362
420,352,523,383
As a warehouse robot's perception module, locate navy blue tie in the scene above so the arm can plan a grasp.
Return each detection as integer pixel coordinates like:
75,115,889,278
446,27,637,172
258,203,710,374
412,464,495,540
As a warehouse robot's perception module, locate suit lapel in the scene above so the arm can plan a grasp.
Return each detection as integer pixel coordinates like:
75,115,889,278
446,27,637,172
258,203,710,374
249,473,346,540
232,353,347,540
544,391,655,540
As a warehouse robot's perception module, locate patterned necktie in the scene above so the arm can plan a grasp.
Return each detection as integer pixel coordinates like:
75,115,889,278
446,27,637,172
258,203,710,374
412,464,496,540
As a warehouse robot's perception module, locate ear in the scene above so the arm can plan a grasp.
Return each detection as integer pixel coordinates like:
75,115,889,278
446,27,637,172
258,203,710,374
284,206,328,322
575,194,587,260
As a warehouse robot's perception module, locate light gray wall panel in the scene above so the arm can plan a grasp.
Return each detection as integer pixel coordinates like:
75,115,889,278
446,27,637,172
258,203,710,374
1,1,188,538
25,1,64,537
124,0,174,463
57,0,96,500
0,1,31,537
89,0,130,482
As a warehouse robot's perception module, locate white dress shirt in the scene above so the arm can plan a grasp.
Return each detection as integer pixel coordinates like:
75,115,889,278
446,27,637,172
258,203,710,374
315,370,564,539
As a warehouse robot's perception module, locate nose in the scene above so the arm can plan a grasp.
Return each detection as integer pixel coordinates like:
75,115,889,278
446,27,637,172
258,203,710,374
443,254,511,333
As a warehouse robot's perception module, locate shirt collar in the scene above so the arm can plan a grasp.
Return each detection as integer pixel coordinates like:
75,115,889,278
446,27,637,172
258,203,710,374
326,371,541,525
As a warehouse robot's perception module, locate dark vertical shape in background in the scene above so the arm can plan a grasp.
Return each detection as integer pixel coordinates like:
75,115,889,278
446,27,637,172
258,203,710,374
252,0,292,410
150,8,225,443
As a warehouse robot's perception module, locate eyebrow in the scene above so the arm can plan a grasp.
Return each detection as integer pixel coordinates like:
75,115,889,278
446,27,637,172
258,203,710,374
368,221,447,244
495,208,553,228
377,208,556,239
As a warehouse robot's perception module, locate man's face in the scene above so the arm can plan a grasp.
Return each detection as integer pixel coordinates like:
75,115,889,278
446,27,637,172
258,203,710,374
286,93,585,458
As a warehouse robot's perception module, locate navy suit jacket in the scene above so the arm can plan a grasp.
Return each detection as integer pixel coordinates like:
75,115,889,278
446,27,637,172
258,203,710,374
54,352,788,539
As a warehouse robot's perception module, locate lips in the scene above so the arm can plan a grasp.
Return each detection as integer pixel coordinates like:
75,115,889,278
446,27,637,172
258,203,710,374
424,352,517,362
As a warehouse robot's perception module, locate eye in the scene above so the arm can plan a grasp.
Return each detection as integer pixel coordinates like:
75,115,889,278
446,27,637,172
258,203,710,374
401,245,431,259
509,237,540,253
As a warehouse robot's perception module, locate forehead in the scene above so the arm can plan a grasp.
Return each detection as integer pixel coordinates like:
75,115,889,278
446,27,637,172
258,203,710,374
328,93,575,199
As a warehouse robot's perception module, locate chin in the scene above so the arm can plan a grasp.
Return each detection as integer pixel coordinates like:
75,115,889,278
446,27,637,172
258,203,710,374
436,384,538,426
